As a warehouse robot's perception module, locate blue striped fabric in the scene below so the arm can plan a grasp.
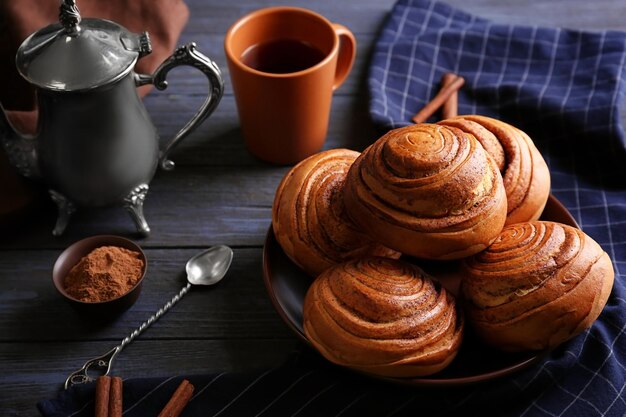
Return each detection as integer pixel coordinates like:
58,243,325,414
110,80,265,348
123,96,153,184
39,1,626,416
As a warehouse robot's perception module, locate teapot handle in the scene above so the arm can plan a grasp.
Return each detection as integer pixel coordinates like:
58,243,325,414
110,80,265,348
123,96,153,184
137,43,224,171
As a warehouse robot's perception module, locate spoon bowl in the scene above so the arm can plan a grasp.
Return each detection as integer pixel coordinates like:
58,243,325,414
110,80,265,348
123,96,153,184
186,245,234,285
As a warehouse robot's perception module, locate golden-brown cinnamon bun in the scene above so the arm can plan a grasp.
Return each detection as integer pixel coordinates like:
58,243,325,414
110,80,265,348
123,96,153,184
438,115,550,225
303,257,463,377
462,221,614,352
344,123,507,260
272,149,399,277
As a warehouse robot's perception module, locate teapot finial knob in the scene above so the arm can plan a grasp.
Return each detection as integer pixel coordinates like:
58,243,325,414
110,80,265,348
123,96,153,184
59,0,81,34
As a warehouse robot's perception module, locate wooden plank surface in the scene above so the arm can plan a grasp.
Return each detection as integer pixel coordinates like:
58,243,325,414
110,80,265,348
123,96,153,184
0,249,292,341
0,0,623,415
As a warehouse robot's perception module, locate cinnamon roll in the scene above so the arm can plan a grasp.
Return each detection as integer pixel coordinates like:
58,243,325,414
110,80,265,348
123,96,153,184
438,115,550,224
344,123,507,260
303,257,463,377
462,221,614,352
272,149,399,277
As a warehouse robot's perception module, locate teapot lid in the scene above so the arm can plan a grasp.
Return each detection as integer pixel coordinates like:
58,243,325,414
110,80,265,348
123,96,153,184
16,0,152,92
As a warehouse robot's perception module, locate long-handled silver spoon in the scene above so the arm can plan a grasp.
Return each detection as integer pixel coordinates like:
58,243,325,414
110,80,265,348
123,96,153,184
64,245,234,388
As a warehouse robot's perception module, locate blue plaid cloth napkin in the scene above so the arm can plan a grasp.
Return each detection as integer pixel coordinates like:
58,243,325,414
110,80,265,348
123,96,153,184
369,0,626,415
40,1,626,416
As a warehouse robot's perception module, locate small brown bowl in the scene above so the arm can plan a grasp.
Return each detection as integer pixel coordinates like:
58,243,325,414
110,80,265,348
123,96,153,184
52,235,147,317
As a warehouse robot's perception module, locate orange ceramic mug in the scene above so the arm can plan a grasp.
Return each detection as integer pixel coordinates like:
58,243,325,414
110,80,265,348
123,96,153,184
224,7,356,164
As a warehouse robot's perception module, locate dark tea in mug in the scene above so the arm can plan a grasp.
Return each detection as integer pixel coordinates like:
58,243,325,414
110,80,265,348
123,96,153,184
241,39,326,74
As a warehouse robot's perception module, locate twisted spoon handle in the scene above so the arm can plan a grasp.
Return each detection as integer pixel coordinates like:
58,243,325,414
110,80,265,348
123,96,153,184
118,283,191,351
64,283,192,388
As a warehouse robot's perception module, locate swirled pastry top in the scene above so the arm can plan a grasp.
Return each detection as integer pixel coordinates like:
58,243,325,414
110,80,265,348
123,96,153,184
439,115,550,225
462,221,614,351
272,149,399,277
344,123,507,259
303,257,463,377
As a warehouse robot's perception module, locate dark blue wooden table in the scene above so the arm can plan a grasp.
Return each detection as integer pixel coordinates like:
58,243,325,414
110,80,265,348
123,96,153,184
1,0,625,414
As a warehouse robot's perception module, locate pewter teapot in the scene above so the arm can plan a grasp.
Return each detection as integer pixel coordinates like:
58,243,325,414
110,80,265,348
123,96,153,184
0,0,224,236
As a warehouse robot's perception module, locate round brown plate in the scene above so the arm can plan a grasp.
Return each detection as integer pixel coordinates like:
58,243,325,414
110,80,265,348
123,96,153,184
262,194,578,386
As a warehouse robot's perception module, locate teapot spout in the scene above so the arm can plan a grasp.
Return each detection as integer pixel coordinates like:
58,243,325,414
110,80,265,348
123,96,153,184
0,105,40,179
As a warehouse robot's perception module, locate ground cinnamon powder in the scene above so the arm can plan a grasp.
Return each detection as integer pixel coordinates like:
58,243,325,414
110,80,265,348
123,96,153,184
63,246,144,303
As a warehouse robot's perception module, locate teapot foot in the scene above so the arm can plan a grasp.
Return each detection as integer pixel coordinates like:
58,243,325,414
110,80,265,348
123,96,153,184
49,190,76,236
123,184,151,237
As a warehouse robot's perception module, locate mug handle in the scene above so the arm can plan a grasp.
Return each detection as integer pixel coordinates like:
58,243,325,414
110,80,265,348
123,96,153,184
136,43,225,171
331,24,357,91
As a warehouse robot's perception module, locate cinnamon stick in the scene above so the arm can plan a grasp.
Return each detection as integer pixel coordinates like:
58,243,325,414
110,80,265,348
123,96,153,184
411,73,465,124
108,376,123,417
95,376,111,417
441,73,461,119
158,379,195,417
